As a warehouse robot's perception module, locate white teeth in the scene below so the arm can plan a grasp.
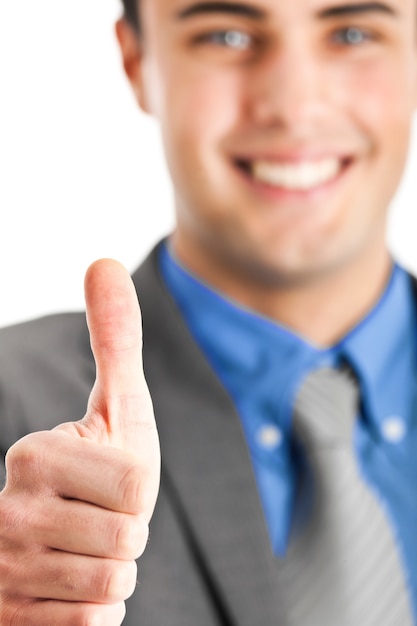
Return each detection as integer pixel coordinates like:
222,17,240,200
251,157,342,190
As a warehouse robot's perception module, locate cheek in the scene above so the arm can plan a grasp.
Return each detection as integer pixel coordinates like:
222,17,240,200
339,57,415,150
158,67,246,205
154,64,244,222
163,64,244,153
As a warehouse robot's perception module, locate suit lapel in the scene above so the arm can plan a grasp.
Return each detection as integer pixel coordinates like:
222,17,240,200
133,245,283,625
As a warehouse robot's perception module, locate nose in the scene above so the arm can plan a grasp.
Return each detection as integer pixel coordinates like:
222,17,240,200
246,38,332,132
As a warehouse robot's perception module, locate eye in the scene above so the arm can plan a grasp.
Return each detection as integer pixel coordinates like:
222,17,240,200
199,29,252,50
331,26,374,46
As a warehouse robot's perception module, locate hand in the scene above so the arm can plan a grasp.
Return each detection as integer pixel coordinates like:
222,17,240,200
0,260,161,625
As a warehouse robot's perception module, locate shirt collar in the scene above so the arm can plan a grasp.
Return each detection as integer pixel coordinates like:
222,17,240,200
160,241,417,432
339,264,417,432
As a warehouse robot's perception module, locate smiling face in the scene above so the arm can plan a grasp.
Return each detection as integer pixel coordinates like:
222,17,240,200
119,0,417,292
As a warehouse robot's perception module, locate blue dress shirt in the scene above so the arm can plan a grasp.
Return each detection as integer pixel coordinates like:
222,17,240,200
159,241,417,617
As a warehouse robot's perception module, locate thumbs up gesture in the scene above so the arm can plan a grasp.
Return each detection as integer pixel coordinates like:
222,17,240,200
0,260,161,625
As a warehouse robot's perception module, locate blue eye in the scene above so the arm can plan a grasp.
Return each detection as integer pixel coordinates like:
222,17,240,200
332,27,372,46
206,30,251,49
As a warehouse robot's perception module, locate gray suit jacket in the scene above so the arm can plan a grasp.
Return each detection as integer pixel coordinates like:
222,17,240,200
0,243,286,625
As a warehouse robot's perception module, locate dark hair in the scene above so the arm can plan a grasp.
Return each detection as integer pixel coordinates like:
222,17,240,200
122,0,140,31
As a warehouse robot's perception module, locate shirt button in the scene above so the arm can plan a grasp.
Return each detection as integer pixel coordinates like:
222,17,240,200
381,416,407,444
256,424,283,451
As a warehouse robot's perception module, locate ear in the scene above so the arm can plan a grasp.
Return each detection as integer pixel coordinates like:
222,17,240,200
115,18,151,114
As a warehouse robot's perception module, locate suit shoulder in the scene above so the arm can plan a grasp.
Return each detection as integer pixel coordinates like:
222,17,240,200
0,311,88,353
0,313,95,446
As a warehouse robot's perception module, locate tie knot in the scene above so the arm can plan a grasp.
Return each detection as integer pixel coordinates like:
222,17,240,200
292,366,359,449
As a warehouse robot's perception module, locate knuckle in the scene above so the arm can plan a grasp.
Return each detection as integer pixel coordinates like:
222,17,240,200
117,463,143,513
0,606,14,626
0,598,28,626
5,433,49,488
0,553,16,594
0,487,46,551
101,560,137,603
114,515,149,560
0,511,29,591
0,547,41,596
0,496,19,540
114,517,135,560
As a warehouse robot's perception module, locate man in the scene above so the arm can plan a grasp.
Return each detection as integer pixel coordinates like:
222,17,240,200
0,0,416,624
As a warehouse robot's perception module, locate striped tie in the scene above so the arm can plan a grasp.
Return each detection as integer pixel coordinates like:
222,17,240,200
276,367,413,626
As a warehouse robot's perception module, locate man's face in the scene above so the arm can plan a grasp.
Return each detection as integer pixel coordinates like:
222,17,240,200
126,0,417,287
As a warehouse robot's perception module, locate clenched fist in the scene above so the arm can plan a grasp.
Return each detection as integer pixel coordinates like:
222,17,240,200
0,260,161,625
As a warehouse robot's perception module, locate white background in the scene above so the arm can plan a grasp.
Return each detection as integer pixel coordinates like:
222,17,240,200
0,0,416,327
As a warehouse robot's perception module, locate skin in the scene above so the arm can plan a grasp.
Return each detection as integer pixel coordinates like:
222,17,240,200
0,0,416,623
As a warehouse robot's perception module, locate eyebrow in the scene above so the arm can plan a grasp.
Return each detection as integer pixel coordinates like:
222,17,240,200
176,2,266,21
317,2,398,19
175,1,399,24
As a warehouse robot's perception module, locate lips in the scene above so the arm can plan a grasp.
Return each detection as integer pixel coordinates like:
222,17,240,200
234,155,352,192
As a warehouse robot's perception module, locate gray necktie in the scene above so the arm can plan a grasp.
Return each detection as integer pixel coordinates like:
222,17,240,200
276,367,413,626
